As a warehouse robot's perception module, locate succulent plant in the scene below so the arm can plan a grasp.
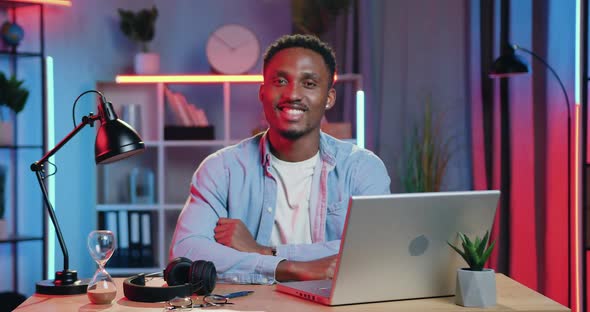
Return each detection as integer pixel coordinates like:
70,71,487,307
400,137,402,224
448,231,495,271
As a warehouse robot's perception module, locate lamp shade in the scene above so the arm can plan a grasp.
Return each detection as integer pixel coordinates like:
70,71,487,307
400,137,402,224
489,48,529,78
95,118,145,164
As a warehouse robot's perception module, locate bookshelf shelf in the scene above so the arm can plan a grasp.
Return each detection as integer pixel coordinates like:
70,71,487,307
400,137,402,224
162,204,183,211
0,235,43,243
0,144,43,149
96,204,159,212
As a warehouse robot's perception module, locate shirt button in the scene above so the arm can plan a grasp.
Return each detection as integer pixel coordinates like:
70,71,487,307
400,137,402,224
267,207,272,213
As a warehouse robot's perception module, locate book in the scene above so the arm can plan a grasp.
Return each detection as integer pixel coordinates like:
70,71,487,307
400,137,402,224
165,88,191,126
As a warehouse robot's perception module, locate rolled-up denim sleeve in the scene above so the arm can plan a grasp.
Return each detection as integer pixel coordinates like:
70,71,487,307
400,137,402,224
275,240,341,261
169,153,285,284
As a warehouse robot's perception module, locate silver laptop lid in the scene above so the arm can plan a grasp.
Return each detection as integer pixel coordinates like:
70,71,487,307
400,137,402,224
329,190,499,305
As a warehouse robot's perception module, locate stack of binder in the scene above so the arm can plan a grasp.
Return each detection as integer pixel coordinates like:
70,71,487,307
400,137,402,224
98,210,156,268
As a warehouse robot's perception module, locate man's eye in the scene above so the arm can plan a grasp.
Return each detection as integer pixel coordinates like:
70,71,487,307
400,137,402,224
303,81,317,88
273,78,287,86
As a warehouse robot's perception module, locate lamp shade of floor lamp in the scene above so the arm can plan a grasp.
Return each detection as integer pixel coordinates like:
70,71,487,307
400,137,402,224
30,90,145,295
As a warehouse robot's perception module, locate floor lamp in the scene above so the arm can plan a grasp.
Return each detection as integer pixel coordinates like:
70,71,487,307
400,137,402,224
31,90,145,294
489,42,572,285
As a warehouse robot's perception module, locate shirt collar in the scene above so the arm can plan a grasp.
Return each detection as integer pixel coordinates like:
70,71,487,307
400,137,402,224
259,130,337,168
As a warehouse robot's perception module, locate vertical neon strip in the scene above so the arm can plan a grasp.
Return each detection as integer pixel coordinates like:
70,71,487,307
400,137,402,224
45,56,55,279
570,105,582,311
575,0,582,310
576,0,582,105
356,90,365,148
576,105,581,312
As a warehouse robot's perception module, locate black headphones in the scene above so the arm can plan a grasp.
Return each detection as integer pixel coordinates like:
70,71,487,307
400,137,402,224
123,257,217,302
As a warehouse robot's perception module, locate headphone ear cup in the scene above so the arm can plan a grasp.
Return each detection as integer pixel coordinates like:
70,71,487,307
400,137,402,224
189,260,217,295
164,257,192,286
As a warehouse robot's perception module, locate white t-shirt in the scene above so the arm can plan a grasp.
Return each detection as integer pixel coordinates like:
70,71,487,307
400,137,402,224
269,152,319,246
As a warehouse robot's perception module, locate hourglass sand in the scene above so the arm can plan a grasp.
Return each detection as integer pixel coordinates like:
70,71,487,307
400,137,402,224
87,230,117,304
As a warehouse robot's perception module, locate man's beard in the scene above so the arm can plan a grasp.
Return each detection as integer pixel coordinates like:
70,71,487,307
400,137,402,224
278,128,306,140
278,126,316,140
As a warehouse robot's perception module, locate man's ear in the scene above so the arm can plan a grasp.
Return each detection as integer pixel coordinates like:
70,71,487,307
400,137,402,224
259,83,264,103
325,87,336,110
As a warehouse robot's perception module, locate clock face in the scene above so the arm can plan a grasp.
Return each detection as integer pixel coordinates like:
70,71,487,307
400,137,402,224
206,24,260,75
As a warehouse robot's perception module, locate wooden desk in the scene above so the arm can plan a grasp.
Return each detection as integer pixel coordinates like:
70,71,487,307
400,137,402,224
15,274,569,312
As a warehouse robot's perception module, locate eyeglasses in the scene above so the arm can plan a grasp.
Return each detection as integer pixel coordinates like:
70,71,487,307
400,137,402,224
165,295,234,311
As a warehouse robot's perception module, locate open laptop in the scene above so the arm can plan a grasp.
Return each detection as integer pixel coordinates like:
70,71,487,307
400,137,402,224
276,190,500,306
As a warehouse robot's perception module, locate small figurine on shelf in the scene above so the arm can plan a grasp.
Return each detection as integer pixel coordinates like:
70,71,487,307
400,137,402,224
0,21,24,48
129,167,155,204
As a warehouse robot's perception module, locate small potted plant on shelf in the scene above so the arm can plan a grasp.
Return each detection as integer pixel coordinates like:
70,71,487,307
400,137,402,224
447,230,496,307
118,5,159,74
0,72,29,146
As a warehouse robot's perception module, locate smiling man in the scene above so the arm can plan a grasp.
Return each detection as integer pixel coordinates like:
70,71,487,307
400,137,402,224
169,34,391,284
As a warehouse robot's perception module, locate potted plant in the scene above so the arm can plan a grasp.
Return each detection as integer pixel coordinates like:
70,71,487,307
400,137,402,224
447,231,496,307
0,72,29,146
118,6,159,74
399,97,453,192
292,0,352,35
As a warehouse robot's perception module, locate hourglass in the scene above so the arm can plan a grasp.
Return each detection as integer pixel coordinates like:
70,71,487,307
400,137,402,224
87,230,117,304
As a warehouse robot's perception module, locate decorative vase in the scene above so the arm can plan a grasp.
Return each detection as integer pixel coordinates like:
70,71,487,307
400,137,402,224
455,268,496,307
0,121,14,146
134,52,160,75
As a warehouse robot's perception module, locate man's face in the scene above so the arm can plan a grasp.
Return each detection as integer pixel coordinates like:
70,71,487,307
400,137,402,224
259,47,336,140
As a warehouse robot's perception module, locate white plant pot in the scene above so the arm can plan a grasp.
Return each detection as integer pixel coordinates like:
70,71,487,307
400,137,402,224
134,52,160,75
0,121,14,146
455,268,496,307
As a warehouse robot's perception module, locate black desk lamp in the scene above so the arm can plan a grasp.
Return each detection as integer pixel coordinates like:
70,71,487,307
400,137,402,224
489,43,572,256
31,90,145,295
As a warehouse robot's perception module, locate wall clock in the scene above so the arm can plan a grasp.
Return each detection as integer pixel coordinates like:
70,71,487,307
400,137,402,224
206,24,260,74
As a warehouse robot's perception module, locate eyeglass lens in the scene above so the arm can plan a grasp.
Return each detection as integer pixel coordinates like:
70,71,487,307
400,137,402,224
204,294,230,306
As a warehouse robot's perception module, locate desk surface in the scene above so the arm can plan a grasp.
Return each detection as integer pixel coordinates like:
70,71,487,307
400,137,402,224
15,274,569,312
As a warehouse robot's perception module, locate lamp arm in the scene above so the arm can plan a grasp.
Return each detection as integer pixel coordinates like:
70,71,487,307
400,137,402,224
514,45,571,114
32,114,100,169
514,45,572,267
33,170,70,270
30,113,100,272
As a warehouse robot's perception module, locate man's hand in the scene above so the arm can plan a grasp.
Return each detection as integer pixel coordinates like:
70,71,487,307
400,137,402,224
276,254,338,282
214,218,271,254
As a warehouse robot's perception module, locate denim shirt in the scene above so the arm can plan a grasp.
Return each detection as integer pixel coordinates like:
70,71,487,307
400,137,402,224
169,131,391,284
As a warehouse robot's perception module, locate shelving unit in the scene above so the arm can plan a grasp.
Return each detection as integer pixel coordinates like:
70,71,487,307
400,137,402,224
95,74,364,275
0,1,46,294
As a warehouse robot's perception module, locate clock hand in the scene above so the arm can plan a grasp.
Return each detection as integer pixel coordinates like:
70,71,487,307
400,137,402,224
232,39,255,50
213,33,235,50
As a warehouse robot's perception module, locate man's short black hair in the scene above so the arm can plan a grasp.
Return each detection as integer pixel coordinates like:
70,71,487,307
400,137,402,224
263,34,337,86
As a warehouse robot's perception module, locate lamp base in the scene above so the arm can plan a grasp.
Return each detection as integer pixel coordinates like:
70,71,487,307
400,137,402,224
36,270,89,295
